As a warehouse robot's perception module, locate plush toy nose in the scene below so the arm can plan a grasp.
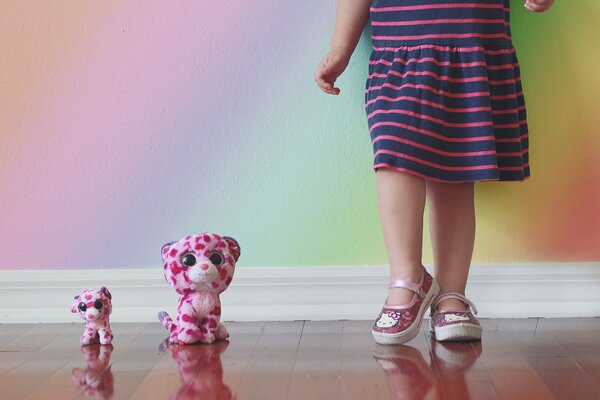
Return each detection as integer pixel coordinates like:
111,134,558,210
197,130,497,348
85,309,100,321
188,260,217,283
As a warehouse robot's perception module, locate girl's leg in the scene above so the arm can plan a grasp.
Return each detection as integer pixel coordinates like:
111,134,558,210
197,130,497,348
375,169,426,305
425,180,476,311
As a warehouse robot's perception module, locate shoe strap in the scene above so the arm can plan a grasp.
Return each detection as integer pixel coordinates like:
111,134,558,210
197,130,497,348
388,267,426,299
431,292,478,315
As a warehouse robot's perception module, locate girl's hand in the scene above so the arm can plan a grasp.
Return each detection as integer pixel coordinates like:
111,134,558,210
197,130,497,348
524,0,555,13
315,50,351,95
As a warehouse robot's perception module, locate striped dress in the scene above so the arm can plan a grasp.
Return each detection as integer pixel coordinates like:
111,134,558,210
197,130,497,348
365,0,530,182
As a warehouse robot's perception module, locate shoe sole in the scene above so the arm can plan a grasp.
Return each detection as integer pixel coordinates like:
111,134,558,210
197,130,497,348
371,279,440,345
431,322,482,341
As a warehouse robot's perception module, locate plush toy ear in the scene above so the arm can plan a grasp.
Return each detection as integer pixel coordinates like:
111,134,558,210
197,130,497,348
161,240,177,263
70,295,80,313
100,287,112,300
222,236,241,261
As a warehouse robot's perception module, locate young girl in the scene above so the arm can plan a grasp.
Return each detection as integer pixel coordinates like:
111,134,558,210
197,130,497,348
315,0,555,345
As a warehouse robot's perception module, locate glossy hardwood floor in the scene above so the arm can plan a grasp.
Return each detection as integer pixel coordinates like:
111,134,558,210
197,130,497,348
0,318,599,399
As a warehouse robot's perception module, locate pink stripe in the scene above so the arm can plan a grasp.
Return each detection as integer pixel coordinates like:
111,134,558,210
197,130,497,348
370,3,506,12
371,45,515,56
369,70,485,83
484,48,515,55
366,82,491,99
494,119,527,129
373,135,496,157
366,94,491,113
374,44,483,52
372,33,511,41
487,62,519,70
489,77,520,85
368,108,493,128
372,18,509,26
494,124,519,129
496,133,528,142
369,121,495,142
370,56,488,68
368,69,519,85
492,91,523,100
492,106,526,115
373,164,530,182
373,164,462,182
370,57,518,72
375,149,498,171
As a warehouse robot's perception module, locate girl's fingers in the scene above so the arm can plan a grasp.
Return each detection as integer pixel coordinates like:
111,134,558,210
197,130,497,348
315,55,342,95
524,0,552,12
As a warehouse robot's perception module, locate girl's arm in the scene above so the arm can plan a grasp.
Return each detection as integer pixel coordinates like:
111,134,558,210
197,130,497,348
330,0,372,58
315,0,372,95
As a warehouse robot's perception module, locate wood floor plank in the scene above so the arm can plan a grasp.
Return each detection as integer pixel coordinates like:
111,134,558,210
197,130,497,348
340,320,390,400
0,323,82,380
219,321,266,394
479,318,539,335
0,323,83,399
97,323,167,400
425,329,501,400
234,321,304,399
546,328,600,393
26,323,148,400
475,328,556,400
506,329,600,400
0,324,37,347
287,321,344,400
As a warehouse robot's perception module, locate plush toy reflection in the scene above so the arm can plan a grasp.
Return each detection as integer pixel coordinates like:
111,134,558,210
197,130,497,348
159,339,233,399
158,232,241,344
71,287,113,345
72,344,114,399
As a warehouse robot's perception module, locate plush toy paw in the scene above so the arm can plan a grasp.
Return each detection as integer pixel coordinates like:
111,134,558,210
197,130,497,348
214,324,229,340
80,334,99,346
99,330,113,345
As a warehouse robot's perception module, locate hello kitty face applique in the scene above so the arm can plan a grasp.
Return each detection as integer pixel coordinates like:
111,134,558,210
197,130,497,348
444,313,470,322
376,311,399,328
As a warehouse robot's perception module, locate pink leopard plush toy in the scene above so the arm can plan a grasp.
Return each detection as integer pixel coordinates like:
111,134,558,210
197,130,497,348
71,287,113,345
158,232,241,345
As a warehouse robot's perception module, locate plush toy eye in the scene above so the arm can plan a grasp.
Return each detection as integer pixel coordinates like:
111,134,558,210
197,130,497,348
181,253,197,267
94,299,103,310
78,302,87,312
209,252,223,265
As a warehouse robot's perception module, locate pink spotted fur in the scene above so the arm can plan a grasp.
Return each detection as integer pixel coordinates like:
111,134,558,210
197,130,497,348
70,287,113,345
158,232,241,345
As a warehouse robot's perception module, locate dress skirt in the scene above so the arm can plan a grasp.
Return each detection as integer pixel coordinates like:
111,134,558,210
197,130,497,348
365,0,530,182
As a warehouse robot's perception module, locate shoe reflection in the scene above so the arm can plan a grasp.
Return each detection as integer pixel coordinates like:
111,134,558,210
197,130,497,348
372,337,482,400
428,336,482,399
71,344,114,399
373,344,435,399
159,339,234,400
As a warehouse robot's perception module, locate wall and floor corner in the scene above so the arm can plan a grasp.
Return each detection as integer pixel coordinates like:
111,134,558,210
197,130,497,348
1,2,599,324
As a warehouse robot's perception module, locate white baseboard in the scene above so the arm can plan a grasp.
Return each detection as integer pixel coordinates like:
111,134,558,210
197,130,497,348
1,263,599,323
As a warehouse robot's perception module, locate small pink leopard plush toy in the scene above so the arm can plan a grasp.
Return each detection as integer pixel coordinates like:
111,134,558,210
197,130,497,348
158,232,240,345
71,287,113,345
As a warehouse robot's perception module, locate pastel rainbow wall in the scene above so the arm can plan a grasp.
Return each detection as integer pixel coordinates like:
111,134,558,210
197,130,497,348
1,1,598,270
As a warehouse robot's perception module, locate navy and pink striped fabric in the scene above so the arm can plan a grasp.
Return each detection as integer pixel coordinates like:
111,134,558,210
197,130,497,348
365,0,530,182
